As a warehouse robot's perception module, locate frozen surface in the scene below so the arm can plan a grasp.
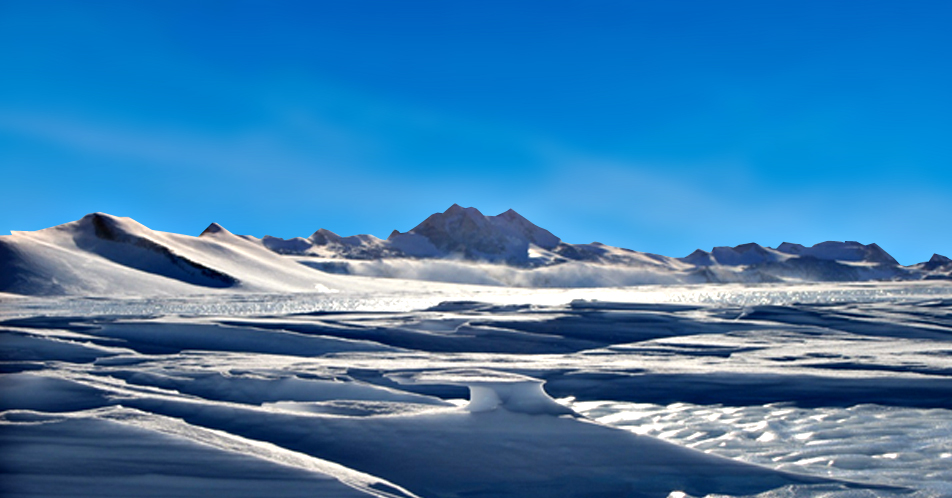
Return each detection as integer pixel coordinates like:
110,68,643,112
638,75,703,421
575,401,952,497
2,282,952,497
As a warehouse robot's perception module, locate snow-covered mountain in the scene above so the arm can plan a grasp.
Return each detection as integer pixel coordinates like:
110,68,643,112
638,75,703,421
390,205,561,264
903,254,952,282
1,206,949,295
263,204,564,264
679,241,923,283
0,213,438,296
261,204,948,284
266,204,688,269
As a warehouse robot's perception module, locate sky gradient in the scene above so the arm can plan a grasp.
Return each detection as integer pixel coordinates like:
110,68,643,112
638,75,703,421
2,1,950,265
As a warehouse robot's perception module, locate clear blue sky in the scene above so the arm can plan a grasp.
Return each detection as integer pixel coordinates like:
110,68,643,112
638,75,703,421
2,1,950,264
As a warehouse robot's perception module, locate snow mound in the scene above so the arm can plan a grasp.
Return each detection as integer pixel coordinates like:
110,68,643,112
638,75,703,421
389,369,574,415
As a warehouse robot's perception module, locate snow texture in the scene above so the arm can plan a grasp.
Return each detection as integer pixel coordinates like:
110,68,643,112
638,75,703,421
3,283,951,497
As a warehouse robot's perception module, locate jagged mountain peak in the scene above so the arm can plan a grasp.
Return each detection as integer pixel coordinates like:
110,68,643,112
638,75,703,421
732,242,769,253
401,205,561,262
309,228,343,245
407,205,509,259
200,222,231,237
491,208,560,250
681,249,716,267
929,254,951,264
423,203,485,226
445,203,477,214
918,253,952,272
411,204,488,231
496,208,525,221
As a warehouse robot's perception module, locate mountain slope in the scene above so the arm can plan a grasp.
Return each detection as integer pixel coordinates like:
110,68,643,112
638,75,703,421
0,213,400,296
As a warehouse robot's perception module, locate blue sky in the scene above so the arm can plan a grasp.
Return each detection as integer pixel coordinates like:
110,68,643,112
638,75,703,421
2,1,950,264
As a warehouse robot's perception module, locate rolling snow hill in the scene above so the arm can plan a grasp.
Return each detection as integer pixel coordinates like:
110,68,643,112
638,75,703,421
0,213,443,296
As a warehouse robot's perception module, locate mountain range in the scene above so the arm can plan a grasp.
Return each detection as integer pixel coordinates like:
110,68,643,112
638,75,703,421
1,205,949,296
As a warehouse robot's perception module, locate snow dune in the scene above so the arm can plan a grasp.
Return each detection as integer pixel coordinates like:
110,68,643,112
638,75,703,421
0,370,839,498
5,286,951,496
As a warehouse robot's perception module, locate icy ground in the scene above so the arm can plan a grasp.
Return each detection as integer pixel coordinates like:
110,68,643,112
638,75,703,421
2,281,951,497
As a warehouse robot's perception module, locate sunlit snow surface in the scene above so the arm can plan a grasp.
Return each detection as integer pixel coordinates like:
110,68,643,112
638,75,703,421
576,402,952,497
3,281,952,317
2,281,952,497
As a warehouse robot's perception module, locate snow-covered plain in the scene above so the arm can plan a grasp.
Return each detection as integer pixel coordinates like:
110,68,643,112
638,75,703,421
2,282,952,497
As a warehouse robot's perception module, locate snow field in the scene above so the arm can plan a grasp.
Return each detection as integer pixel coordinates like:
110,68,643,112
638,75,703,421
2,284,951,497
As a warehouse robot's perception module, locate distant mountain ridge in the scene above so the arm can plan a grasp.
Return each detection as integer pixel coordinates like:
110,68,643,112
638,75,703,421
1,205,949,296
681,240,899,267
390,205,561,264
264,203,941,266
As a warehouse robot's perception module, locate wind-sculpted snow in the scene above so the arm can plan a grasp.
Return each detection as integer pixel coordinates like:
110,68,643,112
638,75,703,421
389,369,575,415
2,284,951,496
